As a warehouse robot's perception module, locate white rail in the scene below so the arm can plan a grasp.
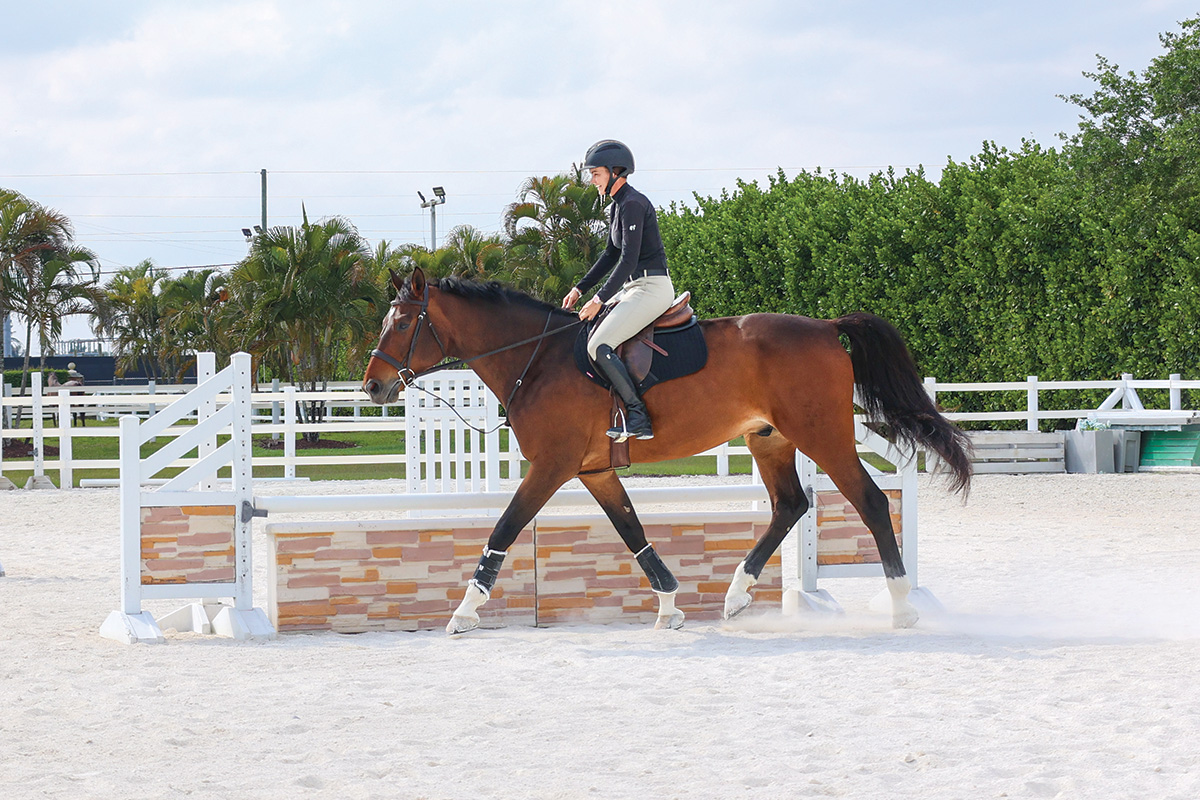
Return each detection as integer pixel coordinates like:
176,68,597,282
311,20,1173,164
5,370,1199,488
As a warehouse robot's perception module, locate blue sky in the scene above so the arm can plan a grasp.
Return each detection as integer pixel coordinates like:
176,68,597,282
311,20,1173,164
1,1,1196,345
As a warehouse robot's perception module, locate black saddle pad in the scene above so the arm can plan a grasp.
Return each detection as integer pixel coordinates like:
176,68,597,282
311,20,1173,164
574,317,707,394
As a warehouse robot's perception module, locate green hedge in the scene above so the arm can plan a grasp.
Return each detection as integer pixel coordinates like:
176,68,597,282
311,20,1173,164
659,141,1200,423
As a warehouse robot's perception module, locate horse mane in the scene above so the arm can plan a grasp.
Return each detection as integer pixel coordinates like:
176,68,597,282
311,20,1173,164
432,275,577,319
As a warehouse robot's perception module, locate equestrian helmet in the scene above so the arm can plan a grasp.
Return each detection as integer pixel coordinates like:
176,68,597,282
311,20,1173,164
583,139,635,177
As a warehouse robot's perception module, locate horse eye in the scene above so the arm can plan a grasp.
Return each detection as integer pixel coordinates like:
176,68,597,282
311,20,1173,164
396,318,412,331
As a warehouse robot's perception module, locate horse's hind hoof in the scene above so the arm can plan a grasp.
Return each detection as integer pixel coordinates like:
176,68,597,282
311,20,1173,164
723,592,752,620
446,615,480,635
892,606,919,629
655,611,685,630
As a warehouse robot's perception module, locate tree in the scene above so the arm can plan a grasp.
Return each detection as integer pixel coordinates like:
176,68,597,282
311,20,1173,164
441,225,509,281
1059,15,1200,224
503,167,607,301
0,189,99,398
226,209,381,440
157,268,235,379
94,260,170,379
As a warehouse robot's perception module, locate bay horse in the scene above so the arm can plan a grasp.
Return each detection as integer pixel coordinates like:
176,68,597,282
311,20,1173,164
363,268,971,634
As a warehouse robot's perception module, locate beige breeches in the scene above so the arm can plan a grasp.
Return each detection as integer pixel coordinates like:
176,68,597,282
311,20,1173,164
586,275,675,360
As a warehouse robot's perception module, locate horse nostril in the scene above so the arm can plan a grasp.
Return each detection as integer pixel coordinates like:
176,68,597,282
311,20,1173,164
364,379,380,396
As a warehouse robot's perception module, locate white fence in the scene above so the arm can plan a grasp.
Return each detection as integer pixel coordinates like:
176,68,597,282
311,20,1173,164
4,369,1200,489
0,372,745,488
924,373,1200,429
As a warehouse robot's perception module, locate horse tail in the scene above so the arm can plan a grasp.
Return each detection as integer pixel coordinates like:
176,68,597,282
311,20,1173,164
834,312,972,495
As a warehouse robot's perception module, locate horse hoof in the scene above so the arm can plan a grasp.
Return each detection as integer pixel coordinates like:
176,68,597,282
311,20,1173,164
446,615,480,635
892,606,919,629
655,611,685,630
723,592,752,620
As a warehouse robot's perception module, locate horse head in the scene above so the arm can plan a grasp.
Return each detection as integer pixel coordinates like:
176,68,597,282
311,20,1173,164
362,267,448,404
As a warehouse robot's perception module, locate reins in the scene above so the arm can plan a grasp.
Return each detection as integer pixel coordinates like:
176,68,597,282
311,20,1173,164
370,284,584,435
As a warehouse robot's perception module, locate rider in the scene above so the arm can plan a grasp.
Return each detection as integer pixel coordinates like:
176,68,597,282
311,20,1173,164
562,139,675,441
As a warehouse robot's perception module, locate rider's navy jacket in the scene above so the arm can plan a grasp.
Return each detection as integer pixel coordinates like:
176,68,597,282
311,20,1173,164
574,183,669,303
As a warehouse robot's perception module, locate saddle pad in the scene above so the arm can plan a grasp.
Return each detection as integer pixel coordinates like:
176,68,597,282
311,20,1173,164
574,319,708,394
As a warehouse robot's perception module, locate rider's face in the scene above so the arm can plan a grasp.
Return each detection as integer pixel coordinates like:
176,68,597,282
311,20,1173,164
589,166,611,195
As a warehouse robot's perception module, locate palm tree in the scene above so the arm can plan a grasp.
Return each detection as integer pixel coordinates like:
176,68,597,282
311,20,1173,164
157,268,234,379
7,245,101,371
226,209,381,440
441,225,509,281
503,167,607,300
1,189,99,402
93,260,170,379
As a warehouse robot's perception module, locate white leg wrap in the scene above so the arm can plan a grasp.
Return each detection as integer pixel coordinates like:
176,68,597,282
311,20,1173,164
446,580,490,635
654,590,685,630
723,560,758,620
887,575,919,629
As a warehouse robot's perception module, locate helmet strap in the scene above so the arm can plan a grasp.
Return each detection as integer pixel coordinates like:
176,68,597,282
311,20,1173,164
604,169,624,198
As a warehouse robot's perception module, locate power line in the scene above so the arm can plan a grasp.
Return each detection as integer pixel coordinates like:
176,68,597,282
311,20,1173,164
1,165,928,180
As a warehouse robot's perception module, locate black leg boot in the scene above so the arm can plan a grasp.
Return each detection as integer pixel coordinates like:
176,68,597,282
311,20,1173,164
594,344,654,441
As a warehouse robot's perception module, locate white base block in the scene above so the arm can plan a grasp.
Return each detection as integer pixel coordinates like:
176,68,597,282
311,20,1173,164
101,605,274,644
782,588,844,615
210,606,275,640
0,477,17,491
100,610,166,644
869,585,945,616
23,475,57,490
156,602,219,635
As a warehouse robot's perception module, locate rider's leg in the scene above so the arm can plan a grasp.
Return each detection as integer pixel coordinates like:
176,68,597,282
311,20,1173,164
586,275,675,441
593,344,653,440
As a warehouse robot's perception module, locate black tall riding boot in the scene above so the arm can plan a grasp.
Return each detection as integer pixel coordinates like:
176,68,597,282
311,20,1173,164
594,344,653,441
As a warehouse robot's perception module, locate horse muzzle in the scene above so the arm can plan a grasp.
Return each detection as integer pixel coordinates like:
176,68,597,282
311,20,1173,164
362,376,403,405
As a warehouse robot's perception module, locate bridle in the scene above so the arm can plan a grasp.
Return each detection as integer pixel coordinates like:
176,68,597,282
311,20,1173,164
369,283,445,388
368,283,584,422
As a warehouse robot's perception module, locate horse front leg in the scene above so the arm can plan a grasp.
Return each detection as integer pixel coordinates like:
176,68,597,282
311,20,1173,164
579,471,683,630
447,462,571,635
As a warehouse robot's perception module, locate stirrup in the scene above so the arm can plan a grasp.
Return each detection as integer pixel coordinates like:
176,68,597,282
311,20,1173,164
607,409,652,441
606,412,634,442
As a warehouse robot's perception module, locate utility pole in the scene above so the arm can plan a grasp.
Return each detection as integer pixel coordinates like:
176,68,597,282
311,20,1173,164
418,186,447,249
261,169,268,232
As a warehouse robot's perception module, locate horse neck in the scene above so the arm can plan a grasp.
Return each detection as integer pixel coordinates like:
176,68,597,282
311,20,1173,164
435,295,572,395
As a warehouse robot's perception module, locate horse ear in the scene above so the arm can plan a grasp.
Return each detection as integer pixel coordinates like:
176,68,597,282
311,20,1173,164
389,269,403,293
410,267,427,295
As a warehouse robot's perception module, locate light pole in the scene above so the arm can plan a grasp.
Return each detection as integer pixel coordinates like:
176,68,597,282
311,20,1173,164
418,186,447,249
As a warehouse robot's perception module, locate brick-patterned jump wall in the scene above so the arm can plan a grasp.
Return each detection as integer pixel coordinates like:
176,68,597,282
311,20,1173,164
267,488,903,633
268,519,537,633
140,505,236,585
817,490,902,564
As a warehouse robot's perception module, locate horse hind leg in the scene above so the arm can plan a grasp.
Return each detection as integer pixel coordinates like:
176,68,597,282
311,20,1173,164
810,444,918,628
724,429,809,620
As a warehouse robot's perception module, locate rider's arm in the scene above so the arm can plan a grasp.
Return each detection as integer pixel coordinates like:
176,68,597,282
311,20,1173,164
575,240,619,296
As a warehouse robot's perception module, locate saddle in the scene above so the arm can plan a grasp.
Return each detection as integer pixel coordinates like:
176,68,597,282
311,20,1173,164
617,291,697,384
575,291,707,391
573,292,709,472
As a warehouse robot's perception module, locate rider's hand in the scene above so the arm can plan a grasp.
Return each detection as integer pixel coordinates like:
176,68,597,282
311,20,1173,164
561,287,581,309
578,297,602,321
